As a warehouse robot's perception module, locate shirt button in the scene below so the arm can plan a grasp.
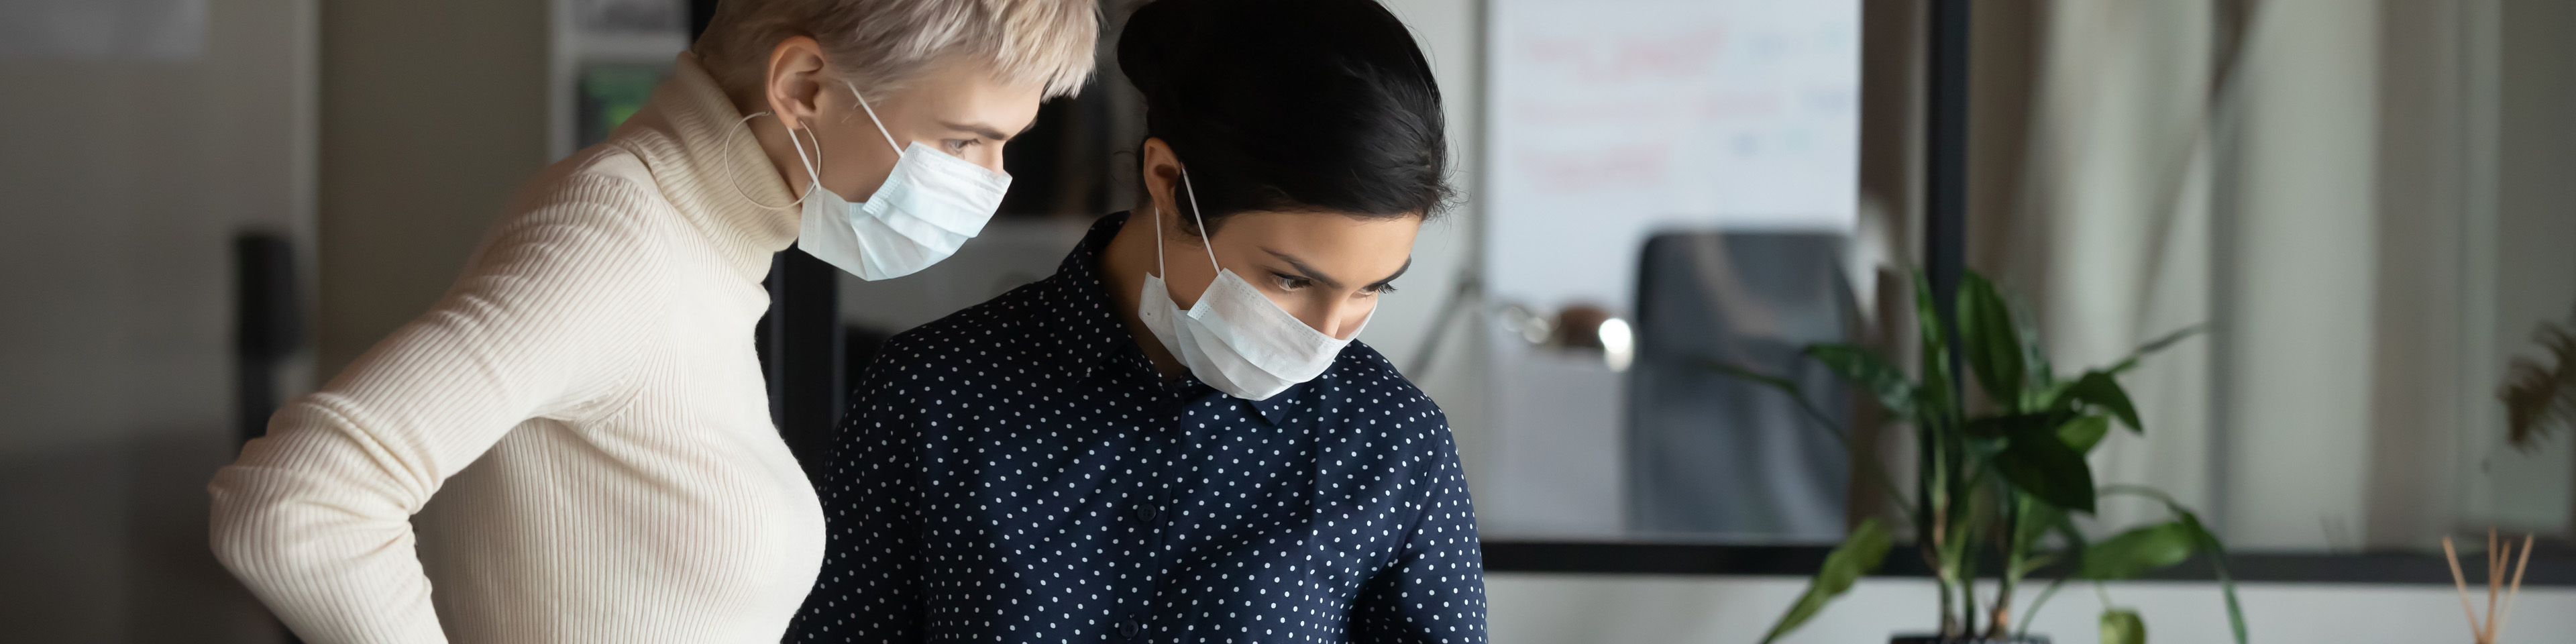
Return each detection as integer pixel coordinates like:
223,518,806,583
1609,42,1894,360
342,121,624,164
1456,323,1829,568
1117,619,1142,637
1135,504,1161,523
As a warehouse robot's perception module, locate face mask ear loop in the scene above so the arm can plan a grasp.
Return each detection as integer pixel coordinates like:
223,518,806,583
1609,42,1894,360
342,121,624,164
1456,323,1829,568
724,111,806,209
1178,166,1222,272
845,82,906,156
787,118,824,195
1150,202,1167,280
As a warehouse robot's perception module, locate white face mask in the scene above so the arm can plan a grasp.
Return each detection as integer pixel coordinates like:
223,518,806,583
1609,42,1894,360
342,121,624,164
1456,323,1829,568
1135,166,1369,400
791,82,1010,280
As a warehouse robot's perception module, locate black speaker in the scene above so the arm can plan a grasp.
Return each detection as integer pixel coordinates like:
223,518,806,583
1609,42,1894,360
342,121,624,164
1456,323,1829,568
233,232,302,445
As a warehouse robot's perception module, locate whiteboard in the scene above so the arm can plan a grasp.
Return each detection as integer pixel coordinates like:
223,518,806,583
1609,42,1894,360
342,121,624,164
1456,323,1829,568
1484,0,1860,312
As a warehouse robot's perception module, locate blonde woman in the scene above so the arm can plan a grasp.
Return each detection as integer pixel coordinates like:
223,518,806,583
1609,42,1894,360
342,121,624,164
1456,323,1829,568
207,2,1097,642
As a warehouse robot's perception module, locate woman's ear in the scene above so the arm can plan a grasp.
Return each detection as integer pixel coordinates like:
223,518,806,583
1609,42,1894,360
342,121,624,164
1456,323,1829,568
1139,138,1181,228
764,36,831,131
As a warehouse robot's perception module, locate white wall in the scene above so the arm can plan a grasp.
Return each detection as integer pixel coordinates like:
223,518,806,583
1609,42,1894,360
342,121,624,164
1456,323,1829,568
1491,573,2576,644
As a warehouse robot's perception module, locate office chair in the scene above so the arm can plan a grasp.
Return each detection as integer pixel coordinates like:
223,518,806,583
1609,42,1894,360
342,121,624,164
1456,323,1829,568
1627,231,1859,541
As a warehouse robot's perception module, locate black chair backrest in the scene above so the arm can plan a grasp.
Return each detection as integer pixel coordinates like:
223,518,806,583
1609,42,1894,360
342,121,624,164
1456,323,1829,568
1627,231,1858,541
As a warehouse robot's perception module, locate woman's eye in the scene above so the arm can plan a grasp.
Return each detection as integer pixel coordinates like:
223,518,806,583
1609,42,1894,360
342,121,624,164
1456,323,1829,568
944,139,977,154
1364,282,1398,296
1272,274,1313,291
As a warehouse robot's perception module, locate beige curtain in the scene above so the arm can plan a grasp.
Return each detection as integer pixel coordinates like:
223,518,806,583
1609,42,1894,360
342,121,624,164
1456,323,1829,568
1974,0,2228,535
1986,0,2576,550
1982,0,2422,547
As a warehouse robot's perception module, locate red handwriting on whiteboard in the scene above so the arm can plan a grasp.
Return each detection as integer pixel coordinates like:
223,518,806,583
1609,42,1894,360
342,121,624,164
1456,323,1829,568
1508,94,1783,125
1513,143,1671,192
1517,25,1727,84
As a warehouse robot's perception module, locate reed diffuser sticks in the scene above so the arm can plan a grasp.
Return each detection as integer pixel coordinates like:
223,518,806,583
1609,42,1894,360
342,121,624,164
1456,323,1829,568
2444,529,2535,644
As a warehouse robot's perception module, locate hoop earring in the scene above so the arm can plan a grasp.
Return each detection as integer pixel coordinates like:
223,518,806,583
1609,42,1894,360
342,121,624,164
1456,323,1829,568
723,111,813,211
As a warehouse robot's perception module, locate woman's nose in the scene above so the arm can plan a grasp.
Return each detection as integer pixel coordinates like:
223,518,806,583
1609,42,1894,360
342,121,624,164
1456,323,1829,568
1306,299,1373,341
975,145,1009,174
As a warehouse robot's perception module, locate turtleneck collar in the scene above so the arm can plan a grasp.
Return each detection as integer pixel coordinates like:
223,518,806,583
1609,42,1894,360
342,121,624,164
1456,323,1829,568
608,52,802,279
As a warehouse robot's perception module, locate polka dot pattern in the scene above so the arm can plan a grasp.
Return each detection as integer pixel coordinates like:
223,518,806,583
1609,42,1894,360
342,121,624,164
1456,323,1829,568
791,213,1487,643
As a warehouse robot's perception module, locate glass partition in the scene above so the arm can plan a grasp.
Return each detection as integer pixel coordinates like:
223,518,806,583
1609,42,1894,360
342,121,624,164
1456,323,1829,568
1458,0,2576,557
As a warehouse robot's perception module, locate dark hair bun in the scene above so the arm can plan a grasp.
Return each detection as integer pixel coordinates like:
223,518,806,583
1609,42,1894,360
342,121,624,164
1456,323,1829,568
1117,0,1450,229
1110,0,1195,99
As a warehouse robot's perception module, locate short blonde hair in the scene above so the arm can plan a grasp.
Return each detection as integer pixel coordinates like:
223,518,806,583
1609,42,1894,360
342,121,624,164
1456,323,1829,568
695,0,1100,105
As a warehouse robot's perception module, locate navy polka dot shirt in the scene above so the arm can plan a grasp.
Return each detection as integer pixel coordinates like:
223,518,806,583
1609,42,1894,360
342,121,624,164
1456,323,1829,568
791,213,1487,644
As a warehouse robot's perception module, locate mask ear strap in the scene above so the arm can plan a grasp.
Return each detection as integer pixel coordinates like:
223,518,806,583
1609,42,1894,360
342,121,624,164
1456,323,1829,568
786,118,823,192
1150,202,1167,280
724,111,807,209
1177,166,1222,271
845,82,906,156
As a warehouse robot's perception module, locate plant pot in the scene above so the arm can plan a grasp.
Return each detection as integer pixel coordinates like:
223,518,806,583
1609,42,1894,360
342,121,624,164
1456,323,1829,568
1890,635,2050,644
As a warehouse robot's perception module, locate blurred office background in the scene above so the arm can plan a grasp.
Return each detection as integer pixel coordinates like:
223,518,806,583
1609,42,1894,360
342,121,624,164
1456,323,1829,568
5,0,2576,642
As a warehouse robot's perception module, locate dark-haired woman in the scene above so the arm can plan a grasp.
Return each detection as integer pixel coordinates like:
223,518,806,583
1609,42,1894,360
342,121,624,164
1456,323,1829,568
788,0,1484,642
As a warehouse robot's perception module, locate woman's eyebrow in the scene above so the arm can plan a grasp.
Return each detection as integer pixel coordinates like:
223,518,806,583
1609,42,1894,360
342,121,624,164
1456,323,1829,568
1263,249,1344,290
940,119,1022,142
1366,258,1413,289
1263,250,1413,290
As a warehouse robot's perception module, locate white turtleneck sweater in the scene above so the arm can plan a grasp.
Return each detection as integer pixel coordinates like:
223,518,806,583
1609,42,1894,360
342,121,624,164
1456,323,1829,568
209,54,824,644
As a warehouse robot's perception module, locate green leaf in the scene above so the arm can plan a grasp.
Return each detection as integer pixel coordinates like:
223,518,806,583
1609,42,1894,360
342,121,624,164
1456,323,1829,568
1962,414,2019,439
2178,513,2250,644
2082,522,2197,580
2107,325,2207,375
1804,343,1918,418
2013,496,2057,552
2035,379,2076,411
1970,412,2107,453
1702,358,1923,528
2014,291,2057,393
2049,508,2092,566
2100,608,2147,644
1911,271,1946,351
2097,485,2247,644
1760,518,1894,644
2012,497,2065,570
2011,551,2063,579
1959,272,2028,406
2177,512,2223,557
1911,272,1957,426
2059,415,2112,453
1703,360,1805,398
1992,420,2098,512
2017,513,2095,637
2063,371,2144,433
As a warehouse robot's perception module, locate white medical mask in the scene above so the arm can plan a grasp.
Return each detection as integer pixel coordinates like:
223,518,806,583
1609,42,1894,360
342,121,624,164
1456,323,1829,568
1135,166,1369,400
790,82,1010,280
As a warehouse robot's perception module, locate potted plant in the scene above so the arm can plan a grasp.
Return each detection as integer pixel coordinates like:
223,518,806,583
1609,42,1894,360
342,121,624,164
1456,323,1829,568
1717,270,2247,644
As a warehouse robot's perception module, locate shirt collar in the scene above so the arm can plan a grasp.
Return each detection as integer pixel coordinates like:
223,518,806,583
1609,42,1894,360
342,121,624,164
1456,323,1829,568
1037,212,1313,425
1245,379,1310,426
1035,213,1140,380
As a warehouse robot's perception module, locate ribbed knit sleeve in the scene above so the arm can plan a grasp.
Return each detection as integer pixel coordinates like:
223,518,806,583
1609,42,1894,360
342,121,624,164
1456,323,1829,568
209,170,672,644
